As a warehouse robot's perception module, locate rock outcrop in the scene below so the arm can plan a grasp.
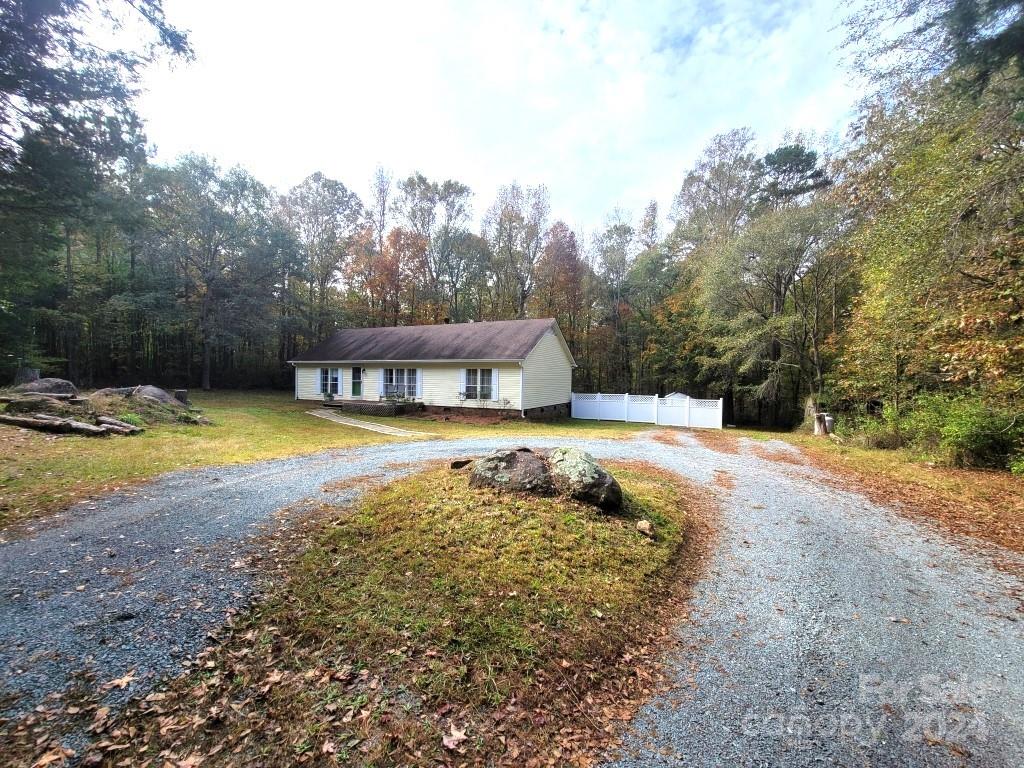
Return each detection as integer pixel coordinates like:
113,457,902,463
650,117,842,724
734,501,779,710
11,378,78,396
467,446,623,513
92,385,184,407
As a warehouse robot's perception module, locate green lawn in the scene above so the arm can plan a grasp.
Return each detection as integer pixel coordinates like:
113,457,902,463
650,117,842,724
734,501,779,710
352,410,650,439
0,391,399,529
0,390,648,530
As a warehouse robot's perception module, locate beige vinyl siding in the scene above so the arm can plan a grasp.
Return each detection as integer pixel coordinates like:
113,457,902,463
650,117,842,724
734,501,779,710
295,362,520,410
296,365,344,399
414,364,520,410
295,365,321,400
521,330,573,410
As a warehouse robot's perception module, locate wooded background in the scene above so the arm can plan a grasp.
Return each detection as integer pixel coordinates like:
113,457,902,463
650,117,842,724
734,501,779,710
1,1,1021,447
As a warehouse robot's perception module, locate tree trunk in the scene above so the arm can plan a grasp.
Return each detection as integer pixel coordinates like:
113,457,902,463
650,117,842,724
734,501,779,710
64,223,73,296
200,294,212,391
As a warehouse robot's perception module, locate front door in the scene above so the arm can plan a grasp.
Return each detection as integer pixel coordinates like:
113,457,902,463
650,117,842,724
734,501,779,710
351,367,362,398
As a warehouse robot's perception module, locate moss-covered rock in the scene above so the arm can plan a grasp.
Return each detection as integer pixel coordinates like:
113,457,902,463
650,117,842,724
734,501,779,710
548,446,623,512
469,447,553,494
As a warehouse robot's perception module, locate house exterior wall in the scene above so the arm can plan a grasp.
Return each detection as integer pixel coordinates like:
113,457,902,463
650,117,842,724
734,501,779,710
295,365,319,400
294,362,521,410
521,330,573,410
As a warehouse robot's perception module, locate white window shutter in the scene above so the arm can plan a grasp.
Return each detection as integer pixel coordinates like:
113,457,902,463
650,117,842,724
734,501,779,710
316,368,323,394
416,369,423,398
459,368,466,396
492,370,499,401
378,369,384,396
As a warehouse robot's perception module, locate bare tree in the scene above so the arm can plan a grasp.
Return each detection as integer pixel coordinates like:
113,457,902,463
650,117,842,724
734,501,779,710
484,183,550,317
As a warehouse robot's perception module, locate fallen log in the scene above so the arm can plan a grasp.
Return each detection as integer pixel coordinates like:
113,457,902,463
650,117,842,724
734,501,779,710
0,414,109,436
97,424,134,435
33,413,68,422
64,419,109,435
97,416,143,433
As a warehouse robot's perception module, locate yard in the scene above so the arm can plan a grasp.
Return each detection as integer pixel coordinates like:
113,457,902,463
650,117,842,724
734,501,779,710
0,390,646,530
1,395,1022,766
2,390,1021,551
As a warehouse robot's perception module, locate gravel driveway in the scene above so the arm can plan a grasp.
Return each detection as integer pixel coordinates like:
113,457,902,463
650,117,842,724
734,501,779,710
1,431,1021,765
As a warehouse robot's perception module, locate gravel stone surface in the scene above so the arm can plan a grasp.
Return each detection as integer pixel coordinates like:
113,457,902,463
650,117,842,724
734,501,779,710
1,431,1021,766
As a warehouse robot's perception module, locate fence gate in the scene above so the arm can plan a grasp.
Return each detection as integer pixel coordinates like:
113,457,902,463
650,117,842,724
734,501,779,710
570,392,723,429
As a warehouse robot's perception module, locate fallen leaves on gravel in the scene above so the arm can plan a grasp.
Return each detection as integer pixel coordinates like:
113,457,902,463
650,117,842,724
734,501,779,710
102,671,136,691
688,429,742,454
749,444,807,466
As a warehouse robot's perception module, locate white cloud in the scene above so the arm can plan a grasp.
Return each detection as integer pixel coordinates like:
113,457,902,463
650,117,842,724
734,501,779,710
138,0,863,233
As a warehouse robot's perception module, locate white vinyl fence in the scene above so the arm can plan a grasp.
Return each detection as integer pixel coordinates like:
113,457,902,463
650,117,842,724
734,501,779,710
571,392,723,429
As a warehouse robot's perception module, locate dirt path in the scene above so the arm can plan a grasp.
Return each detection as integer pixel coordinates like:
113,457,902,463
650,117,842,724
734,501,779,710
1,433,1021,765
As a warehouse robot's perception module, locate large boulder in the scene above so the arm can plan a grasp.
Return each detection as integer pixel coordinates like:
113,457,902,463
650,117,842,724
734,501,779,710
92,385,183,407
469,447,554,495
12,377,78,396
548,447,623,512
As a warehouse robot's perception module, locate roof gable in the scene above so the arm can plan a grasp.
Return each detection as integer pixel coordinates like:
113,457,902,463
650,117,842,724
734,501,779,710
290,319,560,363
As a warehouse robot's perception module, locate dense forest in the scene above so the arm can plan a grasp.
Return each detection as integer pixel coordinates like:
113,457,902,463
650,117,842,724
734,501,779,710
1,0,1021,468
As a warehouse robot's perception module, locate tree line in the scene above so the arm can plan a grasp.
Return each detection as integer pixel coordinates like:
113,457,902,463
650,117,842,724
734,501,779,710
1,0,1021,464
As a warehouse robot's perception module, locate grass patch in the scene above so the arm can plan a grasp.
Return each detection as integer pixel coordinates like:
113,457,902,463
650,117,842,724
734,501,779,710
82,462,713,766
0,391,397,530
353,411,652,440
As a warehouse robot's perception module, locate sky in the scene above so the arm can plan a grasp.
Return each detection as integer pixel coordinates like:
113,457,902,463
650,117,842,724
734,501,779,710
136,0,864,235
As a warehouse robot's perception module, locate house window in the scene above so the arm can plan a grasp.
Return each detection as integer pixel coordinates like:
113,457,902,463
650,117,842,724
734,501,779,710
464,368,493,399
351,367,362,397
383,368,417,399
320,367,340,395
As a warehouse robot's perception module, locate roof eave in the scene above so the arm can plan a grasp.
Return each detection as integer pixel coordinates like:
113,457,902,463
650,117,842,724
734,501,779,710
288,358,528,365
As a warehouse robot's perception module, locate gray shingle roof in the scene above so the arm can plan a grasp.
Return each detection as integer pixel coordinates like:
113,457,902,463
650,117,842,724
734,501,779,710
289,318,559,363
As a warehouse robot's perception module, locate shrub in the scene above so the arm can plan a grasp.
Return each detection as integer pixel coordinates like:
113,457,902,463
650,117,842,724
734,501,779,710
936,397,1021,469
901,393,948,451
1011,454,1024,477
847,393,1023,470
856,405,907,449
117,413,144,427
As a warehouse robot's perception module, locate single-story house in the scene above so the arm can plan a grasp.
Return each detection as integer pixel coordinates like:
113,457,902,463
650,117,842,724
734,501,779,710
288,318,576,418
